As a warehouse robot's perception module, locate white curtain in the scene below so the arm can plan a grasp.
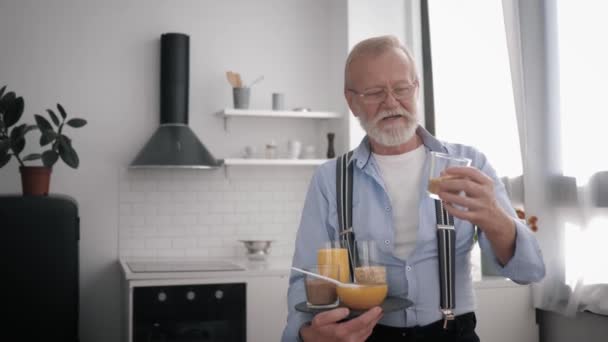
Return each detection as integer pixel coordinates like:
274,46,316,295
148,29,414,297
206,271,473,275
502,0,608,316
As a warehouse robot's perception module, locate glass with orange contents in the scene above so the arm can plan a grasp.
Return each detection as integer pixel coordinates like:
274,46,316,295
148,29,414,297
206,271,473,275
317,241,351,283
337,240,388,310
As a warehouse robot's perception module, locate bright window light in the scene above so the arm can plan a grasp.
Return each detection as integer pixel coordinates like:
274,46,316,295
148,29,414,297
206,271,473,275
428,0,522,178
558,1,608,185
565,220,608,286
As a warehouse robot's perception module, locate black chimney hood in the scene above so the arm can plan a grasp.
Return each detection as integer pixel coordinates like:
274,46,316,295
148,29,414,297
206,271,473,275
130,33,223,169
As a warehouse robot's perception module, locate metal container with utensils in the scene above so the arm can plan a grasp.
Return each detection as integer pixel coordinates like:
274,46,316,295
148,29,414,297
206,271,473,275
239,240,273,261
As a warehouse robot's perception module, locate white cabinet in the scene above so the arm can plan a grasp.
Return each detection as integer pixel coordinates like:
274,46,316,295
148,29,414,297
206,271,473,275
474,278,538,342
247,274,290,342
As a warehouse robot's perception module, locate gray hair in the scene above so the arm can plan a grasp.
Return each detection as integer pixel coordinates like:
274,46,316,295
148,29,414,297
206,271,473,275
344,35,418,90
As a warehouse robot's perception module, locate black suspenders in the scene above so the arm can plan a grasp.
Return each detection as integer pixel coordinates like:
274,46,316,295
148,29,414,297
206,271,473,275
336,151,456,328
336,151,356,281
435,200,456,327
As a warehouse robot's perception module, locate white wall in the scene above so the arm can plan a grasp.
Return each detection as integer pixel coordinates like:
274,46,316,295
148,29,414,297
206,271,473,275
0,1,349,341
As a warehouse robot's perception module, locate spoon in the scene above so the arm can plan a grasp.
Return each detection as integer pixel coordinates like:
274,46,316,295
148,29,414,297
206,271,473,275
291,266,361,288
247,75,264,88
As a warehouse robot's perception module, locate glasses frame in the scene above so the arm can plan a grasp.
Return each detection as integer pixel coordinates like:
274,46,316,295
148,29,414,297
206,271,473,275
348,79,419,105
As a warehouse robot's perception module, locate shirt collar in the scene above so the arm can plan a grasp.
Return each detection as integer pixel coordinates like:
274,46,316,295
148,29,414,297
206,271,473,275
351,125,447,169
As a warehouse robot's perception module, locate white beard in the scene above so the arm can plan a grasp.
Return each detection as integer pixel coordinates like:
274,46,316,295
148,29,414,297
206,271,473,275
358,107,418,146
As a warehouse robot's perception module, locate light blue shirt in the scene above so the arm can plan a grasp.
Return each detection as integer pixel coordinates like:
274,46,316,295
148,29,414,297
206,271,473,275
281,126,545,341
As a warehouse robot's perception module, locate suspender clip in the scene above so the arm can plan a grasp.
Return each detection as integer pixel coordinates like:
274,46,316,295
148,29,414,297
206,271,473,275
441,309,455,330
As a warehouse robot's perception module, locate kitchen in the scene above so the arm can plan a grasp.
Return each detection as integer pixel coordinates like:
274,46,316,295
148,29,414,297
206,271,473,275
1,0,607,341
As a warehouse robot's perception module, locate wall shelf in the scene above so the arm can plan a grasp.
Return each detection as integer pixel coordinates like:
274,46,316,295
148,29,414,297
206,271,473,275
221,108,342,119
219,109,342,131
224,158,328,166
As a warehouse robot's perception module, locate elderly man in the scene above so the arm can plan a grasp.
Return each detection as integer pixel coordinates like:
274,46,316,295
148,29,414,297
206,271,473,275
281,35,545,342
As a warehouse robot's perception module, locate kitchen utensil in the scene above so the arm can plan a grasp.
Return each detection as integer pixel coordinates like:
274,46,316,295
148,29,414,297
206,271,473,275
248,75,264,88
291,267,360,288
235,72,243,87
239,240,273,260
233,87,250,109
226,71,238,87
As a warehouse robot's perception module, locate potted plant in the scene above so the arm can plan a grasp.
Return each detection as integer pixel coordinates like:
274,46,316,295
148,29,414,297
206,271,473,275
0,85,87,195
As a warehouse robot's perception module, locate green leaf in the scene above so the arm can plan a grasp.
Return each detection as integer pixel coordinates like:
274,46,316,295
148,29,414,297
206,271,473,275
13,137,25,154
23,153,42,161
41,150,58,167
9,124,27,154
0,152,11,168
0,139,10,154
0,91,14,113
23,124,38,135
58,137,79,168
57,103,67,119
1,93,24,128
40,130,57,146
34,114,53,131
46,109,60,126
66,118,87,128
6,96,24,127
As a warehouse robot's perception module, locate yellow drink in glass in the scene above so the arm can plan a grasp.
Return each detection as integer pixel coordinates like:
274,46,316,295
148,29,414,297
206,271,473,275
317,247,350,283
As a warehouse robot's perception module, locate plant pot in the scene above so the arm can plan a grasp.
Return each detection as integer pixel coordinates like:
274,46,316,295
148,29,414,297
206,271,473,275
19,166,52,196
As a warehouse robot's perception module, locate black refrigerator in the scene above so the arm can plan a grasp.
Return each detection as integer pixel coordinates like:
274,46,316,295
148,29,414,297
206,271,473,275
0,194,79,341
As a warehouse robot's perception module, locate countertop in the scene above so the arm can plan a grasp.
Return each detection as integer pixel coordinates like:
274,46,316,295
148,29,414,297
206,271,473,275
119,257,291,281
119,257,523,289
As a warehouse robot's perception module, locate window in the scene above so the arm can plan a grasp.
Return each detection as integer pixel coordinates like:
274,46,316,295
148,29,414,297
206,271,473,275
558,0,608,285
427,0,522,178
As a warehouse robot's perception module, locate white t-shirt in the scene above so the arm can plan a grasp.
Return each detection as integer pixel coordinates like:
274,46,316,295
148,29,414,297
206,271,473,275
372,145,426,259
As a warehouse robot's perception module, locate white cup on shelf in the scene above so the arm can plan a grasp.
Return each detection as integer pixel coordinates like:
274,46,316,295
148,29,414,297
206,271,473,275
287,140,302,159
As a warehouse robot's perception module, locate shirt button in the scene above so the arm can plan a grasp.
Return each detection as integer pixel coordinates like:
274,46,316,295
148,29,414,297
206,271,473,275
406,266,412,271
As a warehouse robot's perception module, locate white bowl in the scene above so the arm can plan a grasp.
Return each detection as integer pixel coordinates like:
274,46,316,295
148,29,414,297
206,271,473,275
239,240,273,261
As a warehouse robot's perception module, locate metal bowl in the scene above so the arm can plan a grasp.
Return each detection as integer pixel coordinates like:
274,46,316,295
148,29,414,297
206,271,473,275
239,240,273,261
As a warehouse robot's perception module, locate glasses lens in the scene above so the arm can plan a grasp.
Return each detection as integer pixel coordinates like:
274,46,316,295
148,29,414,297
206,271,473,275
363,92,386,104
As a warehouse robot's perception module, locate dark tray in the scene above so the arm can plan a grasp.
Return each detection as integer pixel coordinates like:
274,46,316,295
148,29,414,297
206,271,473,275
295,296,413,317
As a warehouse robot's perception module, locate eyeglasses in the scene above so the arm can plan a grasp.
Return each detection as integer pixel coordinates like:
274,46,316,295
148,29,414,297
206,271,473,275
348,80,419,104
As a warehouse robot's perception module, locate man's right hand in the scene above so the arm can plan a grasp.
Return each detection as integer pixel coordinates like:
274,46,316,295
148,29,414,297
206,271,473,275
299,306,383,342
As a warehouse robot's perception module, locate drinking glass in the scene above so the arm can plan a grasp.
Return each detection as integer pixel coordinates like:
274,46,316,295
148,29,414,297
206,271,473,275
304,264,340,308
317,241,351,283
352,240,386,285
427,152,472,200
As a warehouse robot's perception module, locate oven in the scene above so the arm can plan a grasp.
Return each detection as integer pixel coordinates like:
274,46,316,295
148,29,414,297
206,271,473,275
133,283,246,342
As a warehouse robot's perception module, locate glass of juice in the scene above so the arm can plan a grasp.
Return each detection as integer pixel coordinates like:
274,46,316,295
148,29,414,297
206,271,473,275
427,152,472,200
317,241,351,283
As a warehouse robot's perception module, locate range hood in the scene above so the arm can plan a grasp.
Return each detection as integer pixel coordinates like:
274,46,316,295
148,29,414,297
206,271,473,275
130,33,223,169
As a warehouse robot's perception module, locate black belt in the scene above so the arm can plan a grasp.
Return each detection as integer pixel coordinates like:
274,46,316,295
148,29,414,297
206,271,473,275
367,312,478,342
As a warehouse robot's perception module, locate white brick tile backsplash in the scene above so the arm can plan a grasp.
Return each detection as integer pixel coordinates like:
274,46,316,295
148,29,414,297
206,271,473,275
198,214,223,225
133,203,157,216
172,214,197,226
119,203,132,215
157,249,186,258
173,192,197,203
172,238,197,249
119,167,315,259
145,238,171,249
